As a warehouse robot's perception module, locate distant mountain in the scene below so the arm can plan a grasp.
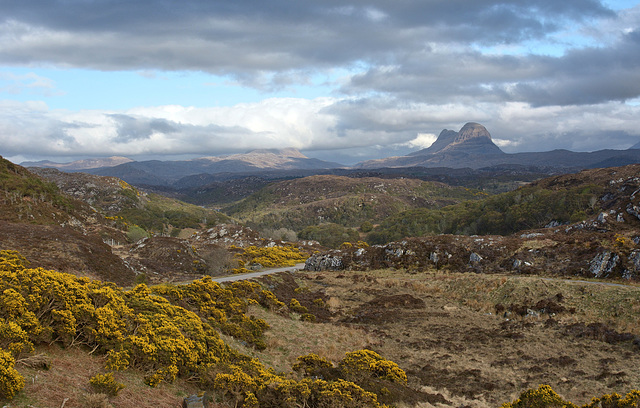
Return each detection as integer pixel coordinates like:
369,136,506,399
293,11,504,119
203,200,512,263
356,123,640,170
87,148,344,186
22,156,133,170
410,122,504,156
629,141,640,150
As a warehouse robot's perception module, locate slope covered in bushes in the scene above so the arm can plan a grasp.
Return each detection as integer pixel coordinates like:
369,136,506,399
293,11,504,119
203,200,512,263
0,250,413,407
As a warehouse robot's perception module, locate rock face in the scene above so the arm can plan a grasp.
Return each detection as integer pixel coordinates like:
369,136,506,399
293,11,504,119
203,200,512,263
414,122,504,156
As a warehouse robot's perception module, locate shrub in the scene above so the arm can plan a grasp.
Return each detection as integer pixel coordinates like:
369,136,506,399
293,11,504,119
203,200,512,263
230,245,308,270
500,384,576,408
126,225,148,243
360,221,373,233
299,223,360,249
0,348,24,400
89,372,125,396
289,298,309,314
339,350,407,384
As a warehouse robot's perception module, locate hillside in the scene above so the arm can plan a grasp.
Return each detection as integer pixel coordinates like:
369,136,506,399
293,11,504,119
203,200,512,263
1,157,75,225
363,164,640,244
2,157,322,285
223,175,484,233
21,156,134,170
0,156,136,284
80,148,343,186
308,165,640,281
30,167,231,237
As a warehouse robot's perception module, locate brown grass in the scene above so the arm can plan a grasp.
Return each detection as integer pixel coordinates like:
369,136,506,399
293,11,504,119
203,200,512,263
14,345,194,408
286,268,640,407
228,305,376,373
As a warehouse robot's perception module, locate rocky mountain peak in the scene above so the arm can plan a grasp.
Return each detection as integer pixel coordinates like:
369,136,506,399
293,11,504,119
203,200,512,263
412,122,504,156
455,122,492,144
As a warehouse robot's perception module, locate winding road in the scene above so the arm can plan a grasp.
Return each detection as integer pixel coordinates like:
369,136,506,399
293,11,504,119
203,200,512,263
211,263,306,283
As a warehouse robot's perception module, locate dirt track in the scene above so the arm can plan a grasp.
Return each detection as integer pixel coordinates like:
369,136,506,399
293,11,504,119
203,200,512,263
211,263,306,283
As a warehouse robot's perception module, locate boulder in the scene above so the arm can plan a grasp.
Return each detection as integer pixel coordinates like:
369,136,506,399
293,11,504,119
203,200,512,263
183,393,207,408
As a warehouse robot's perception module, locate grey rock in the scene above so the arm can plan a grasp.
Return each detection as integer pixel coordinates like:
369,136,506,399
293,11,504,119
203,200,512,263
589,251,620,278
626,203,640,220
469,252,483,264
304,254,344,271
628,250,640,274
183,394,207,408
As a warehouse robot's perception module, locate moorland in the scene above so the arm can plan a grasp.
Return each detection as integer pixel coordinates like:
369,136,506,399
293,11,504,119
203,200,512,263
2,147,640,408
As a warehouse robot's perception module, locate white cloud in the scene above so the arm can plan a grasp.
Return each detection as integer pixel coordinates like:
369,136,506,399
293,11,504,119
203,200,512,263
404,133,438,149
3,96,640,162
0,71,60,96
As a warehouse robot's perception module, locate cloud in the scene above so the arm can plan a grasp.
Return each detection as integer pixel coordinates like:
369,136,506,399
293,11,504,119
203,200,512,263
404,134,438,149
1,1,640,162
0,1,615,81
0,71,60,96
108,114,178,143
4,96,640,164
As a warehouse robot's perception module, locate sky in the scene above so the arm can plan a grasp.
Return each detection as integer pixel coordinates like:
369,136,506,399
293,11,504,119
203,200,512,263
1,0,640,165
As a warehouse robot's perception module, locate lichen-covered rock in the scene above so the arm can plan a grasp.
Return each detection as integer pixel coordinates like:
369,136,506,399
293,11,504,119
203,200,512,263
626,203,640,221
589,251,620,278
305,253,344,271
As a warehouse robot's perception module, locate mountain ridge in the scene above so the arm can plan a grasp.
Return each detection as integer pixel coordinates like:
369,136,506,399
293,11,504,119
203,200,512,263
18,125,640,188
355,123,640,170
410,122,504,156
21,156,134,170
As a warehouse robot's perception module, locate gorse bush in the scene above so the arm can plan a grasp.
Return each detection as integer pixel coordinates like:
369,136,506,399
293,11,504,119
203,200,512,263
89,372,124,396
501,385,640,408
0,250,401,407
339,350,407,384
0,348,24,400
0,250,243,392
230,244,308,273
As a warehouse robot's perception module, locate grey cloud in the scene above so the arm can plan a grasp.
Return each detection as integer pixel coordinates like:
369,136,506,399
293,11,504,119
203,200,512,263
342,23,640,107
1,0,629,108
109,114,177,143
106,114,264,150
506,30,640,106
0,0,615,76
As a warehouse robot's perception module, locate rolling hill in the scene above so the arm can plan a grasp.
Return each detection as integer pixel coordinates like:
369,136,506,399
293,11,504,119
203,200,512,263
223,174,485,233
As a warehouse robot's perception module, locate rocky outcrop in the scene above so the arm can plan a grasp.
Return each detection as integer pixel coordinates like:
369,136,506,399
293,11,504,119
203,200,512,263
304,228,640,281
589,251,620,278
305,254,344,271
